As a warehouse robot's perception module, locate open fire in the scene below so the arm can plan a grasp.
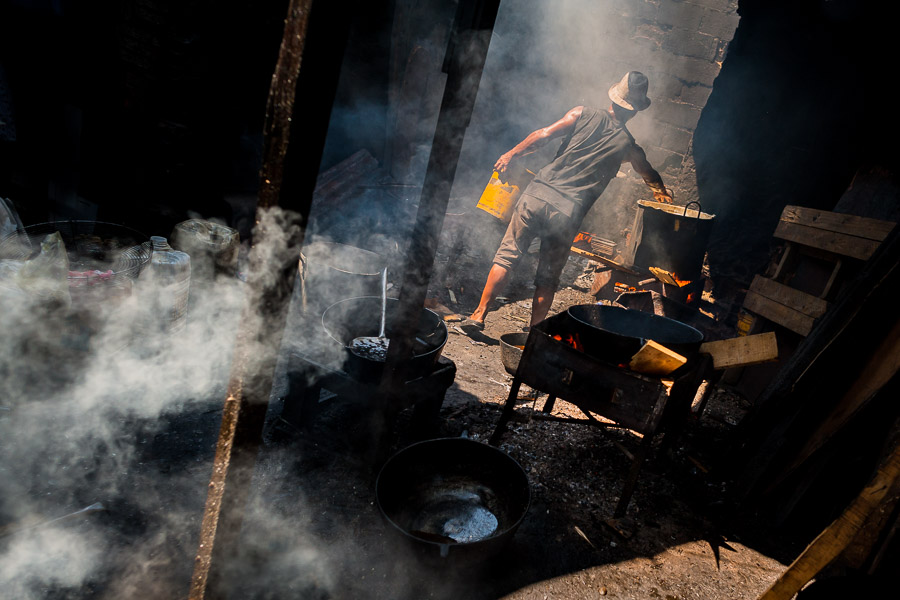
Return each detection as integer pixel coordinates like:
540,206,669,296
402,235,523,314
551,332,584,352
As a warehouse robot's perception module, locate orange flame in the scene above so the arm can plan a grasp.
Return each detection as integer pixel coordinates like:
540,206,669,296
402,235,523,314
571,231,593,251
672,274,693,287
552,332,584,352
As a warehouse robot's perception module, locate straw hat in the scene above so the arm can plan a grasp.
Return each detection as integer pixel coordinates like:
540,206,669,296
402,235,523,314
608,71,651,111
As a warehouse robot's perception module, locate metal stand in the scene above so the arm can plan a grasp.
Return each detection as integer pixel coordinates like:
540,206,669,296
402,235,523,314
280,351,456,441
489,312,707,518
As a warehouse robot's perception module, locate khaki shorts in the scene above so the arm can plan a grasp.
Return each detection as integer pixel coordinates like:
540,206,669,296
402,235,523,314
493,194,580,289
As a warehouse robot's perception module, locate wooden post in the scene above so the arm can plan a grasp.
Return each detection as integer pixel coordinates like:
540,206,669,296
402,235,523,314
188,1,355,598
369,0,502,460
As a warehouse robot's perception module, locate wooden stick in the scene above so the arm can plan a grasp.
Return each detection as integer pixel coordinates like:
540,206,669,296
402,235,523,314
756,440,900,600
189,2,343,597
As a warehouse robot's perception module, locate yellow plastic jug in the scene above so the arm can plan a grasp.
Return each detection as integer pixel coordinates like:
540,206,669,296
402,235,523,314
476,169,534,223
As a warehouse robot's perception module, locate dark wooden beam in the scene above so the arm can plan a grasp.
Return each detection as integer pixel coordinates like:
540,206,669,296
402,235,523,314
369,0,502,460
188,1,355,597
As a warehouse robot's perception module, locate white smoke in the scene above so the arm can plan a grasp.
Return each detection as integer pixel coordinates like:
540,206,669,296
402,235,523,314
0,207,317,598
0,1,734,596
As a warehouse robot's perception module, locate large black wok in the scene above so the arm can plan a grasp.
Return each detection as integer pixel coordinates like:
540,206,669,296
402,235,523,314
321,296,448,382
567,303,704,364
375,437,530,564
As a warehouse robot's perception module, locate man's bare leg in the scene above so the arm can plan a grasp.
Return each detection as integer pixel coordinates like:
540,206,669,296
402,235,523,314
530,284,556,327
469,263,510,324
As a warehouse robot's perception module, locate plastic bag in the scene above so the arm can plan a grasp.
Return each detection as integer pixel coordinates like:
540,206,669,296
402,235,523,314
16,231,71,308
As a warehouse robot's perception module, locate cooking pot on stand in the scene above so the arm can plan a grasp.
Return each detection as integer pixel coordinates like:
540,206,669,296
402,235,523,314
375,436,530,565
625,200,715,280
566,304,704,365
321,296,447,382
299,241,387,315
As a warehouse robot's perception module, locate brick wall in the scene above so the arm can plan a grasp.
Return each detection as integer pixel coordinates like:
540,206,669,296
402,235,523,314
580,0,740,239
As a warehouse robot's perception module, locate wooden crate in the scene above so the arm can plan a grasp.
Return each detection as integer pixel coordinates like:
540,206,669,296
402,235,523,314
741,205,895,337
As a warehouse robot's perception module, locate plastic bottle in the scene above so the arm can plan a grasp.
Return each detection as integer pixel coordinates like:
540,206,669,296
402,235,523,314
170,219,239,283
138,236,191,334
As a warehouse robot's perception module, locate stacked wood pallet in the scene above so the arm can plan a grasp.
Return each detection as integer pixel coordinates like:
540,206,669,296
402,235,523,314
741,205,896,337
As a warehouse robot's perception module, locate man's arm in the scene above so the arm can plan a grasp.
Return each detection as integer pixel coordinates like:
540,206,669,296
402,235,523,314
494,106,583,173
626,143,673,203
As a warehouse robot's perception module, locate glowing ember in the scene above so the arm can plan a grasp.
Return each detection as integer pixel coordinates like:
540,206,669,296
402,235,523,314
552,332,584,352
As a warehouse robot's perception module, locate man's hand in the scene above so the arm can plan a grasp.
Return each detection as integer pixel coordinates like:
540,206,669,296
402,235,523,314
494,152,514,174
653,189,674,203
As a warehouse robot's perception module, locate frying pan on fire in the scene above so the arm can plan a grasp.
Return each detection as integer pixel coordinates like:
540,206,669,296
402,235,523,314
566,303,704,364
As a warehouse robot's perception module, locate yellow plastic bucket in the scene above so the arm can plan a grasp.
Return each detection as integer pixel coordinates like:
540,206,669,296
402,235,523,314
476,170,533,223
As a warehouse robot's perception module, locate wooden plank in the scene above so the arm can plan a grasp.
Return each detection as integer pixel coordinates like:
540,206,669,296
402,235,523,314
770,242,795,281
649,267,680,286
749,275,829,318
820,258,842,299
629,340,687,376
774,221,881,260
570,246,640,274
780,205,896,242
743,290,816,336
839,467,900,572
699,332,779,370
777,318,900,482
756,440,900,600
190,1,349,597
313,148,379,197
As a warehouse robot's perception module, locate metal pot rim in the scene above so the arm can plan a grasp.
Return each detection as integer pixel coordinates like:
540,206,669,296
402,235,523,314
374,437,531,554
320,295,447,358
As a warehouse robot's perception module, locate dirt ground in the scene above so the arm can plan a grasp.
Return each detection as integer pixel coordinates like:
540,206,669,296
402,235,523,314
386,257,795,600
233,252,800,599
0,251,806,600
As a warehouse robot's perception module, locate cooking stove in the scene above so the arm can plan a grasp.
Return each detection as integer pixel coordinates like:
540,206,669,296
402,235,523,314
489,311,709,517
278,312,455,439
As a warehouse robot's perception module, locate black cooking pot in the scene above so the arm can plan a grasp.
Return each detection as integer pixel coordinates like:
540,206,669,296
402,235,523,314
627,200,716,280
566,304,704,364
299,241,387,314
375,437,530,564
321,296,447,382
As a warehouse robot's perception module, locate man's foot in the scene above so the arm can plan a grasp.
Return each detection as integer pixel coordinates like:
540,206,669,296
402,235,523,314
460,318,485,332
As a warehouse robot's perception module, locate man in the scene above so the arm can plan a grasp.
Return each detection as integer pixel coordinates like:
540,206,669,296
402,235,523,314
463,71,673,332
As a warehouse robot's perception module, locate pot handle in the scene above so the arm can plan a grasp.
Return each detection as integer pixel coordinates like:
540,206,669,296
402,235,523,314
683,201,702,219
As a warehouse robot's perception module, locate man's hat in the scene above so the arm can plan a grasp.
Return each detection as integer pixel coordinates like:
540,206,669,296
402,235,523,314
608,71,651,111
